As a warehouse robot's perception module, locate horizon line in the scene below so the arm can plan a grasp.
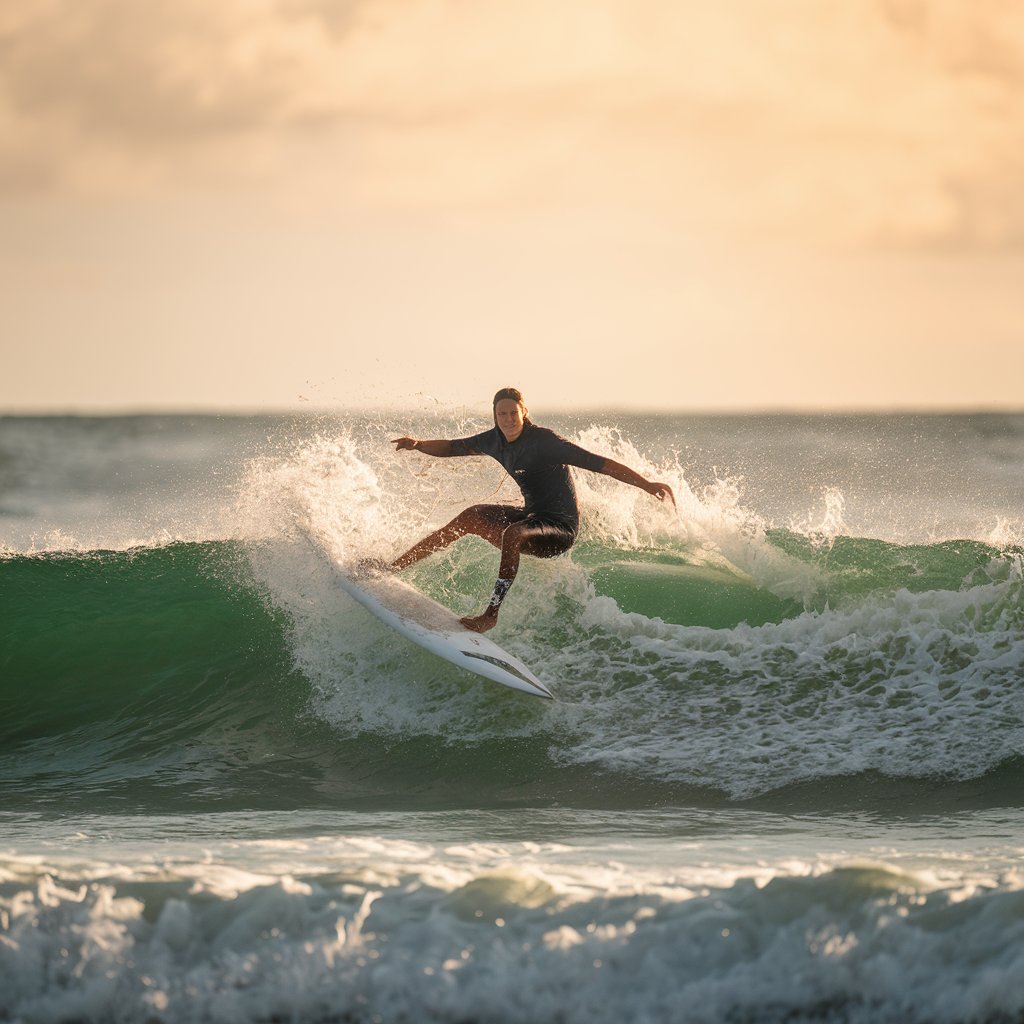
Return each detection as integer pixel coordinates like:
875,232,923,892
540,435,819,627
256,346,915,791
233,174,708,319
2,403,1023,419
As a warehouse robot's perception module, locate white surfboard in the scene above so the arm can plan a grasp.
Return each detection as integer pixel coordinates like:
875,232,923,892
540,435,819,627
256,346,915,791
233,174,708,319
335,568,553,699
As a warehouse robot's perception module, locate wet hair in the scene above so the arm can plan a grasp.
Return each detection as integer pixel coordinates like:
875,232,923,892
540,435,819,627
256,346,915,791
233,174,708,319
492,386,525,407
492,386,532,428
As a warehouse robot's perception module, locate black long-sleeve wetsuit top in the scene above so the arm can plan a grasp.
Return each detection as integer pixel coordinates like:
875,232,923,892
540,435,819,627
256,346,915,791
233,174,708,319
449,423,606,533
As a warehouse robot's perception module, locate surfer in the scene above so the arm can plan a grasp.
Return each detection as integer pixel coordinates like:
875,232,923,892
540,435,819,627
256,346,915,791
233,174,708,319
389,387,676,633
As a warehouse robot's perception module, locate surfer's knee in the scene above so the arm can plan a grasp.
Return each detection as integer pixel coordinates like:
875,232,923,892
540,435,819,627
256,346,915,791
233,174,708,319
500,521,529,550
449,505,505,547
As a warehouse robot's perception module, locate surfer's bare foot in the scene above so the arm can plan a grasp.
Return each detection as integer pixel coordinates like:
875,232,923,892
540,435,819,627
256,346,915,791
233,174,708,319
460,610,498,633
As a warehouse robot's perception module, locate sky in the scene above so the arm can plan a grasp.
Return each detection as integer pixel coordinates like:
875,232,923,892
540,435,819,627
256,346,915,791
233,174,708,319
1,0,1022,414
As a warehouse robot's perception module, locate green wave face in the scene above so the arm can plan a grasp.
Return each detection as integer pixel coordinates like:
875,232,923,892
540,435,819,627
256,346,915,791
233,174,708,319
2,536,1021,817
0,542,325,812
578,533,1013,628
1,542,293,728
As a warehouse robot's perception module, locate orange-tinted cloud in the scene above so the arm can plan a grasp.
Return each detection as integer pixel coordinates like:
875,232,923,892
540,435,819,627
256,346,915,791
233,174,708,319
1,0,1022,249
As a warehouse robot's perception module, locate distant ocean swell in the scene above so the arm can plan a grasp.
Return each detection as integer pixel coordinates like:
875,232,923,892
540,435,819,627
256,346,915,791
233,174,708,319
2,535,1022,811
3,849,1024,1024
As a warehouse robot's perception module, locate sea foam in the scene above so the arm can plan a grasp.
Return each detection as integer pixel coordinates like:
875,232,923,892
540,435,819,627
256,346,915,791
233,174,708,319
4,831,1024,1024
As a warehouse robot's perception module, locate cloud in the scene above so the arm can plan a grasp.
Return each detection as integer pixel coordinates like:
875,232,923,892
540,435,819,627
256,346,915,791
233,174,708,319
0,0,353,193
1,0,1023,248
0,0,312,138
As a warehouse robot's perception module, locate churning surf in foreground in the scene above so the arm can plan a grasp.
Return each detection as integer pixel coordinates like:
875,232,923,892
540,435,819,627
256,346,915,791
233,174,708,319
2,410,1023,1023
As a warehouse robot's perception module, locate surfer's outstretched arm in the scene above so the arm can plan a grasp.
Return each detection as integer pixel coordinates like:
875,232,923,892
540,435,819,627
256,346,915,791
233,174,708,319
392,437,456,457
598,458,677,510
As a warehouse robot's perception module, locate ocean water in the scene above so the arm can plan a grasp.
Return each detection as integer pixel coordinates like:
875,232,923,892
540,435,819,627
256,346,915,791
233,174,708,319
2,409,1023,1023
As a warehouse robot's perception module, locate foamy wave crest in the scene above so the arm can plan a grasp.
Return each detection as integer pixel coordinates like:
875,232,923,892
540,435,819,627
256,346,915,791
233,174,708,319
562,571,1024,797
572,425,821,604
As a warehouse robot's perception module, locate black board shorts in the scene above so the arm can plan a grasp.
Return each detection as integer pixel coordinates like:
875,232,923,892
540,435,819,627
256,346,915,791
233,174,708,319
475,504,577,559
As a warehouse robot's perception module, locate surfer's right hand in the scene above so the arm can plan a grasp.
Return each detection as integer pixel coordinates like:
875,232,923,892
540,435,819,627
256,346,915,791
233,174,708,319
392,437,418,451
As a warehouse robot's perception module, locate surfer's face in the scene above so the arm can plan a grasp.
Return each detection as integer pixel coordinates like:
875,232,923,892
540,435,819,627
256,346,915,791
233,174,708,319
494,399,526,441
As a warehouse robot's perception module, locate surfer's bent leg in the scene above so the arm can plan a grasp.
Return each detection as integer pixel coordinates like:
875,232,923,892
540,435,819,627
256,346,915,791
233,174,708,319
460,518,576,633
390,505,518,572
